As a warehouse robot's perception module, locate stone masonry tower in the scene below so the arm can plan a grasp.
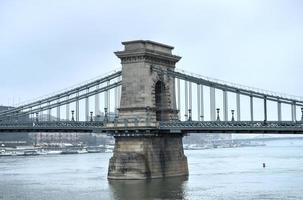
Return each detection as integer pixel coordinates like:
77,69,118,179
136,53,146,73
116,40,180,123
108,40,188,179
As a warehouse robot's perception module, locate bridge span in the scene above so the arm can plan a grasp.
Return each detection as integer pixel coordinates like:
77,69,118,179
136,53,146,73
1,40,303,179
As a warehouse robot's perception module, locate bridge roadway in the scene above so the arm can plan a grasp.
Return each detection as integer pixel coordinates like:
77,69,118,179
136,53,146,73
0,121,104,133
0,120,303,134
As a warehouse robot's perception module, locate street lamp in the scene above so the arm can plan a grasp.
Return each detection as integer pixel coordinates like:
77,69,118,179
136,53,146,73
90,111,93,122
231,110,235,121
216,108,220,121
35,113,39,122
104,108,108,122
71,110,75,121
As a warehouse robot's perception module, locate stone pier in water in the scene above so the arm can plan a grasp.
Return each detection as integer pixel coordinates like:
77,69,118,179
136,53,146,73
107,40,188,179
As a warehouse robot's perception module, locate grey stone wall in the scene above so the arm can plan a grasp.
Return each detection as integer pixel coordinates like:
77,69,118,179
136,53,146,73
108,135,188,179
115,40,181,123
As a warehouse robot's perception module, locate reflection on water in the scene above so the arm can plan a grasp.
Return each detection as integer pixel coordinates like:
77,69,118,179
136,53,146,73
109,176,188,200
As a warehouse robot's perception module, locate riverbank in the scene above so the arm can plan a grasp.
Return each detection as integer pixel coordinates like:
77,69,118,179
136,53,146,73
0,144,114,157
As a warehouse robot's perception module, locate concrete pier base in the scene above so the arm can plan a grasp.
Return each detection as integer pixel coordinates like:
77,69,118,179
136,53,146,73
108,135,188,179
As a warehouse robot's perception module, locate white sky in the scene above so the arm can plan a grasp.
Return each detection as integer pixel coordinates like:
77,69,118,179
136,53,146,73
0,0,302,120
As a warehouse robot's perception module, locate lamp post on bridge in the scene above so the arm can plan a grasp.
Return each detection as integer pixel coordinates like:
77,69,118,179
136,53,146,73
231,110,235,121
188,109,192,121
184,114,188,120
104,108,108,122
301,107,303,122
71,110,75,121
90,111,93,122
35,113,39,122
216,108,220,121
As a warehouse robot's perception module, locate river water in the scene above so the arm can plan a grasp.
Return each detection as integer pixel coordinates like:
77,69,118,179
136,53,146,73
0,140,302,200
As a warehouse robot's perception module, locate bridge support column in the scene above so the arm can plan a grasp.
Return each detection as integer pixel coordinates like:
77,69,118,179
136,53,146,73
197,84,200,121
291,103,296,121
95,86,100,117
223,90,228,121
210,87,216,121
117,77,121,112
250,96,254,121
200,85,204,121
177,79,181,119
264,97,267,122
85,93,89,121
76,95,79,121
108,134,188,179
57,100,60,121
236,92,241,121
114,83,118,117
189,82,192,117
184,81,188,120
66,96,70,121
106,81,110,113
277,101,282,121
47,102,51,121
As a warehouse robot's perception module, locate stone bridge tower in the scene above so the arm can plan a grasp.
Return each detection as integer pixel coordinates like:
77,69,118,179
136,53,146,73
116,40,180,123
108,40,188,179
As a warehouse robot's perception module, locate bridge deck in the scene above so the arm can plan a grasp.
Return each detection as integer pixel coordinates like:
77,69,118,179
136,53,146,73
0,121,104,133
0,121,303,134
159,121,303,134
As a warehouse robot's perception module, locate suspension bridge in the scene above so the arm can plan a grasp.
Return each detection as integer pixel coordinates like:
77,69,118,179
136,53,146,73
0,40,302,179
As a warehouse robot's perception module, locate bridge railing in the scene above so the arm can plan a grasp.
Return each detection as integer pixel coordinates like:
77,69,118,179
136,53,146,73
105,117,158,129
159,120,303,129
0,121,104,128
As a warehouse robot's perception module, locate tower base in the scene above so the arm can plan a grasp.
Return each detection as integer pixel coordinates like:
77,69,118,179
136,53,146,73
108,135,188,179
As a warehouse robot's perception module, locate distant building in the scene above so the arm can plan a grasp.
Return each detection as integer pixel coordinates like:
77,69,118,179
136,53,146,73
29,132,113,146
0,105,30,122
0,105,14,112
0,106,31,147
29,132,80,145
183,133,232,144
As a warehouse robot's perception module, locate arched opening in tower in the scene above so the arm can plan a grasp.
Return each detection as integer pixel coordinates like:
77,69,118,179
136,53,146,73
155,81,166,121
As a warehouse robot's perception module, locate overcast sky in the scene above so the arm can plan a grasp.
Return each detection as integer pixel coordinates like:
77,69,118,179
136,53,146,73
0,0,302,120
